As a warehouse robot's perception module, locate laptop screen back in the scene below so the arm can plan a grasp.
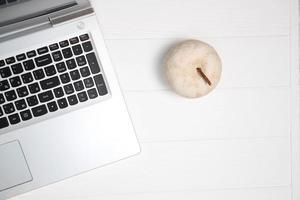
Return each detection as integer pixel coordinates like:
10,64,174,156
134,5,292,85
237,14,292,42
0,0,78,27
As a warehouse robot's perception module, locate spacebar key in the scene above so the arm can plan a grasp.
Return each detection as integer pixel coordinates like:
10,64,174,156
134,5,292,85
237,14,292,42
40,76,60,90
86,52,101,74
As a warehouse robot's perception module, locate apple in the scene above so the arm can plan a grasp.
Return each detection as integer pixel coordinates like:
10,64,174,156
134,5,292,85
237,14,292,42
164,40,222,98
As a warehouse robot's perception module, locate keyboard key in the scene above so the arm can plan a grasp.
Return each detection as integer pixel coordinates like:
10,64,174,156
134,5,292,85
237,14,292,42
40,76,60,90
3,103,15,114
76,55,87,66
37,46,49,55
86,53,101,74
17,86,29,97
15,99,27,110
33,69,45,80
64,84,74,95
32,104,48,117
23,59,35,71
60,73,71,84
87,88,98,99
67,95,78,106
57,98,68,109
5,57,15,64
0,107,3,116
52,51,63,62
69,37,79,44
82,41,93,52
20,110,32,121
66,58,77,69
0,117,9,129
0,94,5,104
11,63,23,74
47,101,58,112
27,50,37,58
0,80,10,91
16,53,26,61
21,72,34,84
26,95,38,107
38,90,54,103
5,90,17,101
77,91,88,102
9,76,22,87
79,34,89,41
0,67,12,78
70,69,80,80
84,77,94,88
28,83,40,94
49,43,59,51
53,87,64,98
45,65,56,76
72,44,83,55
80,67,90,77
62,48,73,59
73,80,84,91
59,40,69,48
0,60,5,67
35,54,52,67
56,62,67,73
8,113,21,125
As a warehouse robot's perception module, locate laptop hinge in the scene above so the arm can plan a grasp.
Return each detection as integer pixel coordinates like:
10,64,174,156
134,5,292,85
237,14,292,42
49,7,94,26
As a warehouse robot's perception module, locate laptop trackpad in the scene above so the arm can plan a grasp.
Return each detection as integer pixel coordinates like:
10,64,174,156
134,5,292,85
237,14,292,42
0,141,32,191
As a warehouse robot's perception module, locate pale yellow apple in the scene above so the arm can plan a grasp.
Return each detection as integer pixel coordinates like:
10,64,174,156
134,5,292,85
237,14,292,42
164,40,222,98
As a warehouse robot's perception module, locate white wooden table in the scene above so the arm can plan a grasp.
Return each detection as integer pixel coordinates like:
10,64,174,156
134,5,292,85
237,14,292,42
12,0,300,199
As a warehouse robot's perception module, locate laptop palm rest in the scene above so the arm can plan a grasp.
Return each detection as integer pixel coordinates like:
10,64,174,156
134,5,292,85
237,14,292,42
0,141,32,192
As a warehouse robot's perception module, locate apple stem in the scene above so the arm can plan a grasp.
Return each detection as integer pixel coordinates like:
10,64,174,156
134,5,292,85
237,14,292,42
196,67,212,86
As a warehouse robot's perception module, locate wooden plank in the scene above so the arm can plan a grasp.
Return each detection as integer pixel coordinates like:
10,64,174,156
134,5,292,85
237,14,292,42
13,138,290,199
106,37,290,91
91,0,289,39
124,88,289,142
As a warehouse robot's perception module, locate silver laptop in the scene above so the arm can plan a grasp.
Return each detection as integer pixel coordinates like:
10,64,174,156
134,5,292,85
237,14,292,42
0,0,140,199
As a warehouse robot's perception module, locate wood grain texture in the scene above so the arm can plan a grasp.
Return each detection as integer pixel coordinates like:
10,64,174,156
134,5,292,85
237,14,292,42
13,138,290,200
91,0,289,39
106,37,290,91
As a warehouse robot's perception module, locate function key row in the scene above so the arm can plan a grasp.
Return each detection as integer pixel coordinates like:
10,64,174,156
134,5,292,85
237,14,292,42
0,34,90,67
48,34,90,52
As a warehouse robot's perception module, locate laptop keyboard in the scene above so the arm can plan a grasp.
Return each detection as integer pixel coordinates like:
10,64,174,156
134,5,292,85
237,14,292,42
0,33,109,130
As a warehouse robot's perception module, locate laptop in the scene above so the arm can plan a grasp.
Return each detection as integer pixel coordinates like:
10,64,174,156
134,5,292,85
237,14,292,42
0,0,140,199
